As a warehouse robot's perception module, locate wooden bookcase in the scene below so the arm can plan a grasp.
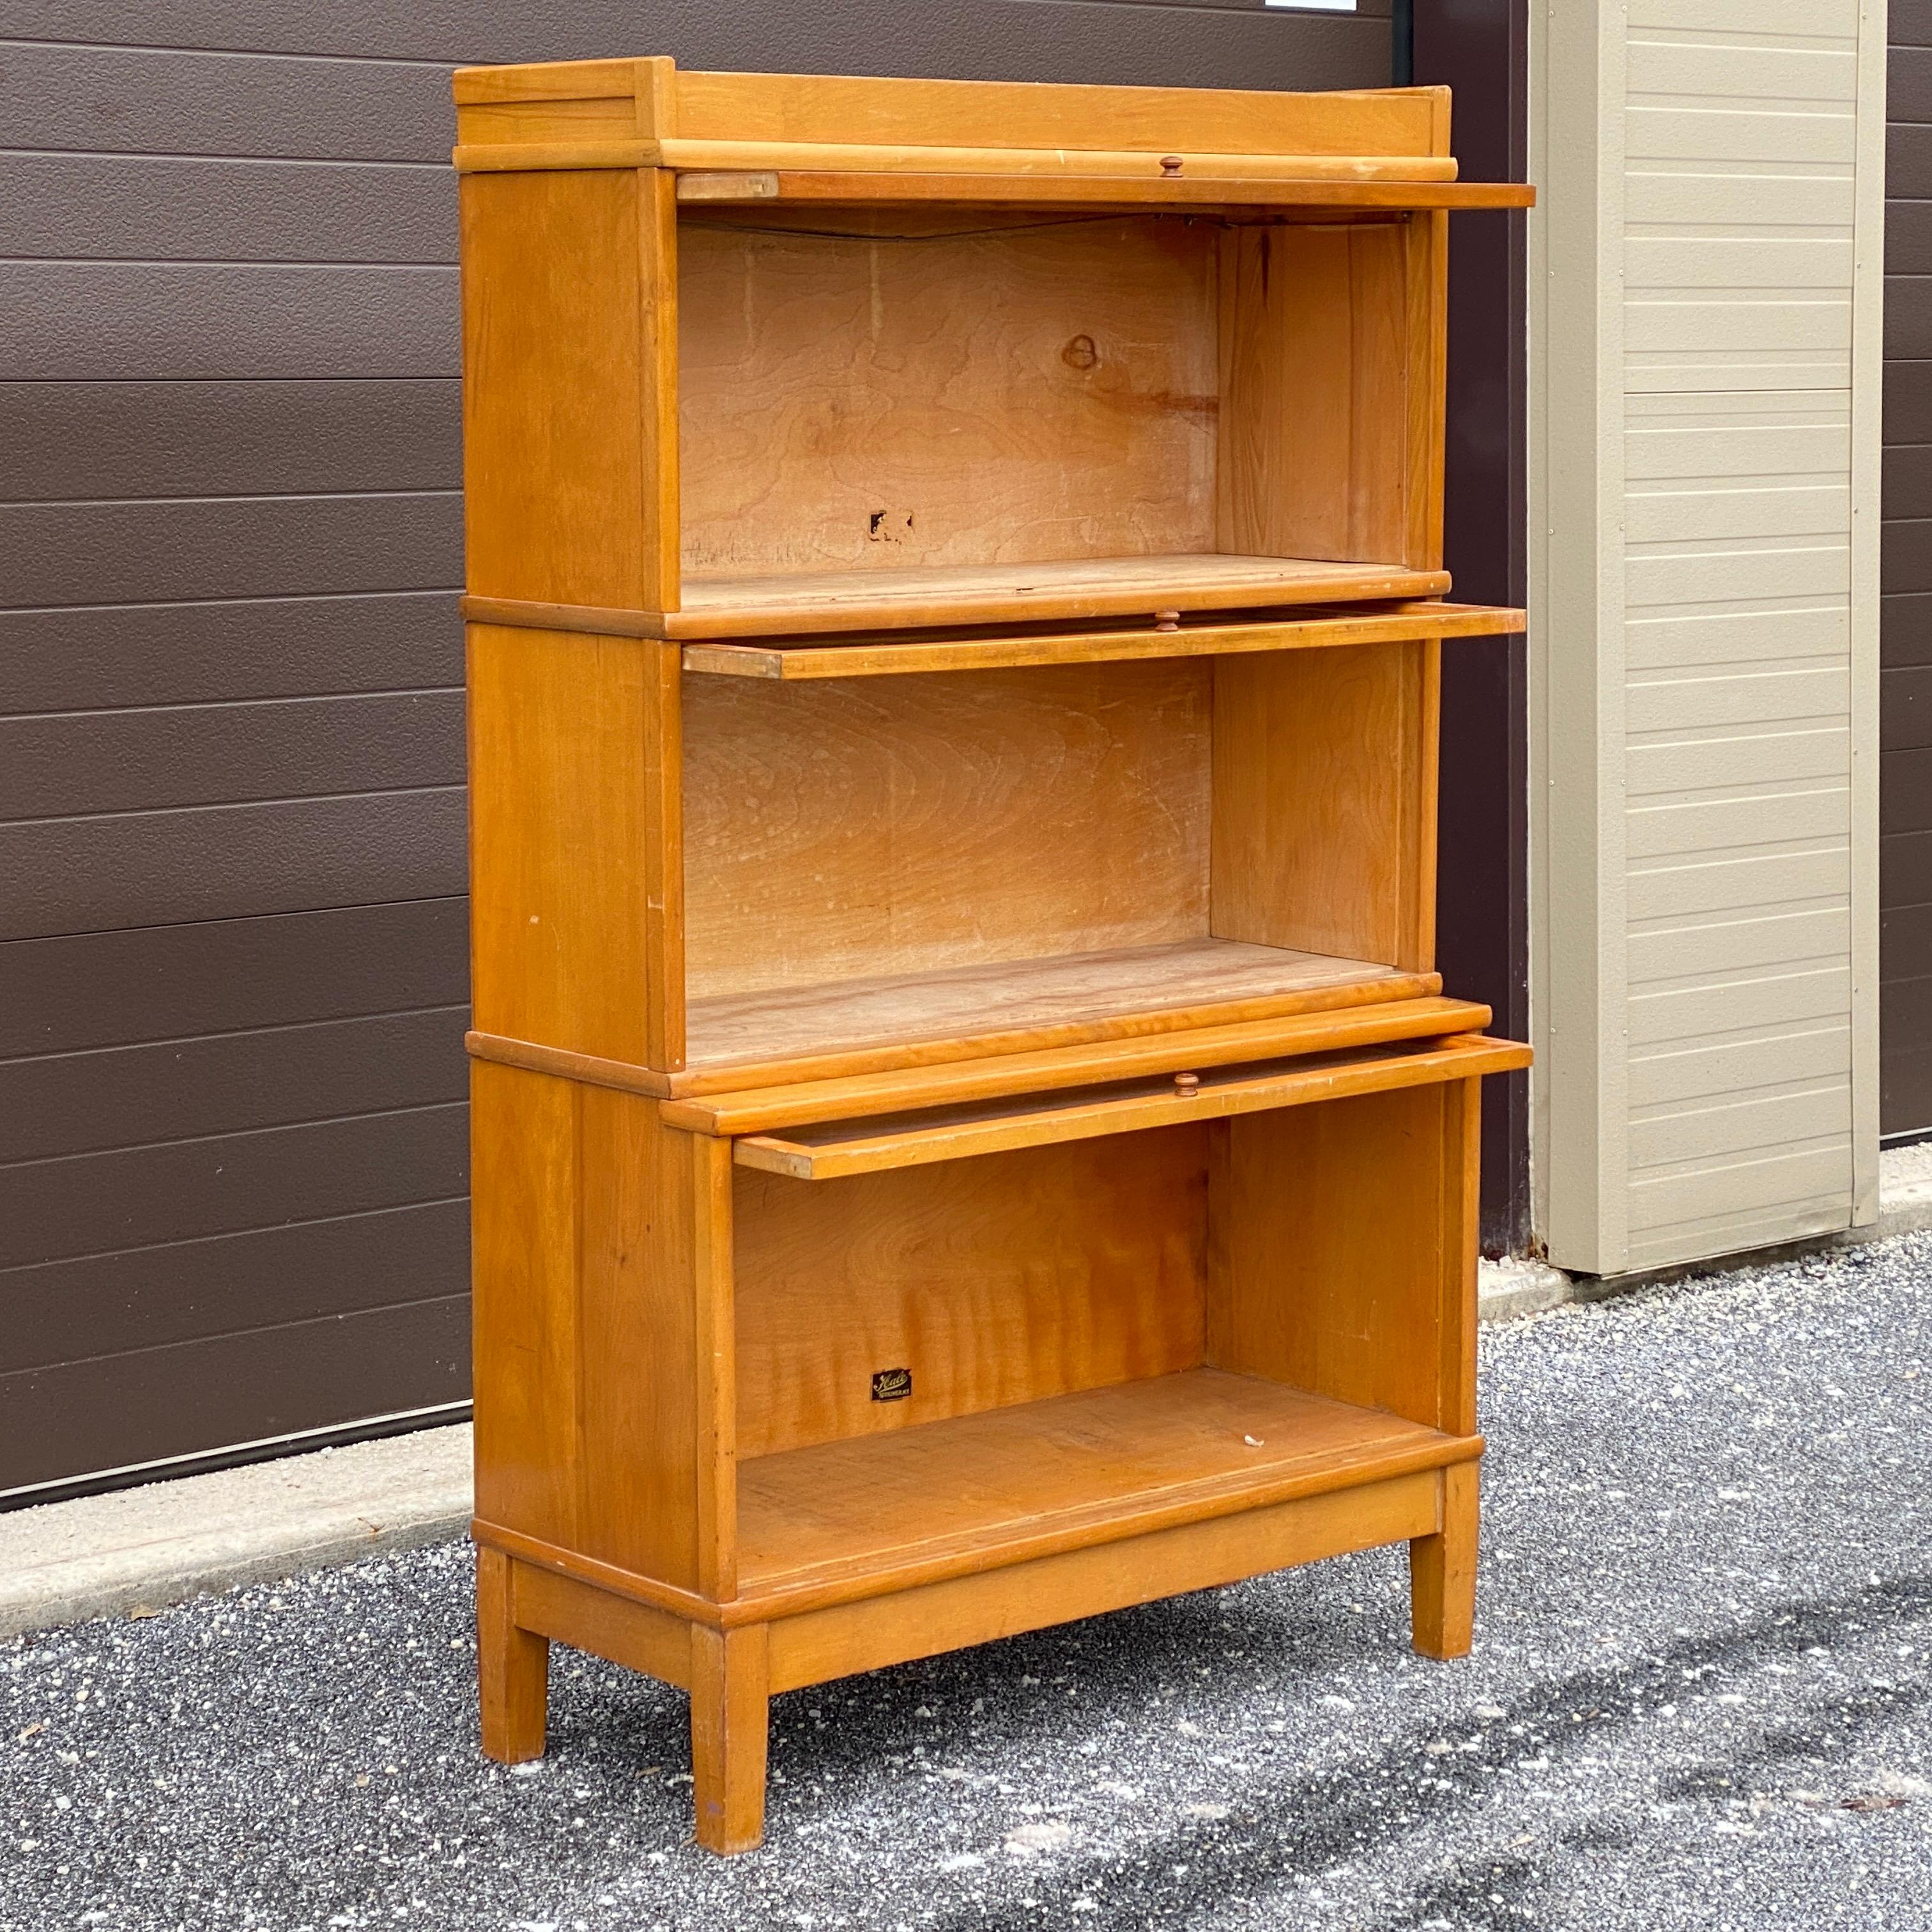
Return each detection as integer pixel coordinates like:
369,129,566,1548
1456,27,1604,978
456,58,1533,1853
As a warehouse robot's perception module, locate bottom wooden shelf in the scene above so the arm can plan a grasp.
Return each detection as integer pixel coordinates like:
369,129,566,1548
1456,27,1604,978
686,935,1418,1077
737,1368,1475,1609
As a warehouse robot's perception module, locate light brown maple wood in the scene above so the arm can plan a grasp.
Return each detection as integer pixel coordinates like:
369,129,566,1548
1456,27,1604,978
456,147,1535,210
466,977,1469,1106
1219,225,1410,567
682,663,1213,1002
477,1547,548,1764
459,60,1531,1856
475,1468,1448,1702
733,1130,1209,1457
514,1560,694,1686
1212,640,1438,973
664,556,1451,638
737,1368,1475,1599
1411,1459,1480,1659
457,63,1495,629
654,141,1466,180
658,993,1494,1133
677,600,1524,679
733,1035,1524,1180
763,1469,1443,1692
1208,1078,1482,1433
678,216,1219,581
672,174,1531,211
688,942,1406,1073
470,1061,713,1590
690,1624,769,1854
452,61,1447,157
467,624,683,1070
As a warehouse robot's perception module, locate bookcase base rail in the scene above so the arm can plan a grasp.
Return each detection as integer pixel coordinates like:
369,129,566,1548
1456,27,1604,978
478,1462,1476,1853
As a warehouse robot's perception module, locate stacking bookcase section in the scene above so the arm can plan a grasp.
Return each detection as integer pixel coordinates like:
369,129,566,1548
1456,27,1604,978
470,1025,1531,1851
455,56,1534,1855
466,610,1532,1090
455,57,1529,641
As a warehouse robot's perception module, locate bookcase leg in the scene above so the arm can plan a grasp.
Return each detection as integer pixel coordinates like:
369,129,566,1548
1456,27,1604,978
1409,1462,1479,1660
477,1547,549,1762
690,1623,770,1855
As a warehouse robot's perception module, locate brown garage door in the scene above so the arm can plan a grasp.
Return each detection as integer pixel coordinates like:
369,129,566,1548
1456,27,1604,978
0,2,1394,1501
1887,1,1932,1138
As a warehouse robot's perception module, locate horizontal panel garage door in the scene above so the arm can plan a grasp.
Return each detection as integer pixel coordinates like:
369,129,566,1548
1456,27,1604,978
1886,1,1932,1137
0,0,1393,1500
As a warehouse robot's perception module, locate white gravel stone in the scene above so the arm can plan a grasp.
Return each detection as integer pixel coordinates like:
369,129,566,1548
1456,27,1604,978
2,1233,1930,1930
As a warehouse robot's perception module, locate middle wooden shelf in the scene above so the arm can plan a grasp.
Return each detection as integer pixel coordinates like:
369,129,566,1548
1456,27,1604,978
686,935,1410,1076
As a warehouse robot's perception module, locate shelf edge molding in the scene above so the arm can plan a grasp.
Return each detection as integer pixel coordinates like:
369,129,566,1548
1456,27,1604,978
455,139,1533,211
733,1033,1533,1179
680,601,1528,679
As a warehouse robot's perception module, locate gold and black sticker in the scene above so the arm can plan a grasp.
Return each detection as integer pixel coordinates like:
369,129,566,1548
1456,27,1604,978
870,1367,912,1403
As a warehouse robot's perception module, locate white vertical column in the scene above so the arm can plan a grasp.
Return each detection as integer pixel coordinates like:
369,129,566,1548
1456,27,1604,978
1531,0,1884,1272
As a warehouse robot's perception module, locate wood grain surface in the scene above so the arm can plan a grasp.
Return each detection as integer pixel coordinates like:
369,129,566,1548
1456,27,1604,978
679,215,1216,579
686,940,1400,1070
678,599,1524,679
683,661,1212,1000
732,1127,1209,1457
1212,639,1436,972
665,553,1450,636
660,993,1492,1133
454,65,1442,165
737,1366,1471,1596
733,1033,1525,1177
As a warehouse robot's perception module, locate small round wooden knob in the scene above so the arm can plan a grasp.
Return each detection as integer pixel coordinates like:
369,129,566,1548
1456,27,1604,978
1154,609,1181,632
1174,1071,1200,1096
1160,155,1184,178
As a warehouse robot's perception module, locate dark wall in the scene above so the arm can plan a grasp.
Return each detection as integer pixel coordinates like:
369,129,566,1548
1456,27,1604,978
1885,1,1932,1138
0,2,1394,1499
1414,0,1531,1252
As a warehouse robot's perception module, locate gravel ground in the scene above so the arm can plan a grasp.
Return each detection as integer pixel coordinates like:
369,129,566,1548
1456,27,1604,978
3,1235,1929,1932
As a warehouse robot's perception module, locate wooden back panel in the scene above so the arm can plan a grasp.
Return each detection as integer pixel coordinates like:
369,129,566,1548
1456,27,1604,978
678,215,1217,578
733,1126,1209,1457
682,660,1213,999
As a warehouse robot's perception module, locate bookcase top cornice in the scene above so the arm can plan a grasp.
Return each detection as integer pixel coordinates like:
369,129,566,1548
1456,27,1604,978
450,59,1534,209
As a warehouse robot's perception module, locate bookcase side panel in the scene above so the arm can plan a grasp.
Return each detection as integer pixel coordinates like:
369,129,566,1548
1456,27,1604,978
1210,638,1435,970
461,167,664,610
468,624,684,1069
471,1061,718,1593
473,1058,584,1551
1404,208,1451,573
1215,221,1415,568
574,1084,709,1591
1206,1079,1476,1434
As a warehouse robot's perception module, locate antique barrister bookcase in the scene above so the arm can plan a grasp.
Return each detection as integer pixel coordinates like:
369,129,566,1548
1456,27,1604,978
454,57,1534,1853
